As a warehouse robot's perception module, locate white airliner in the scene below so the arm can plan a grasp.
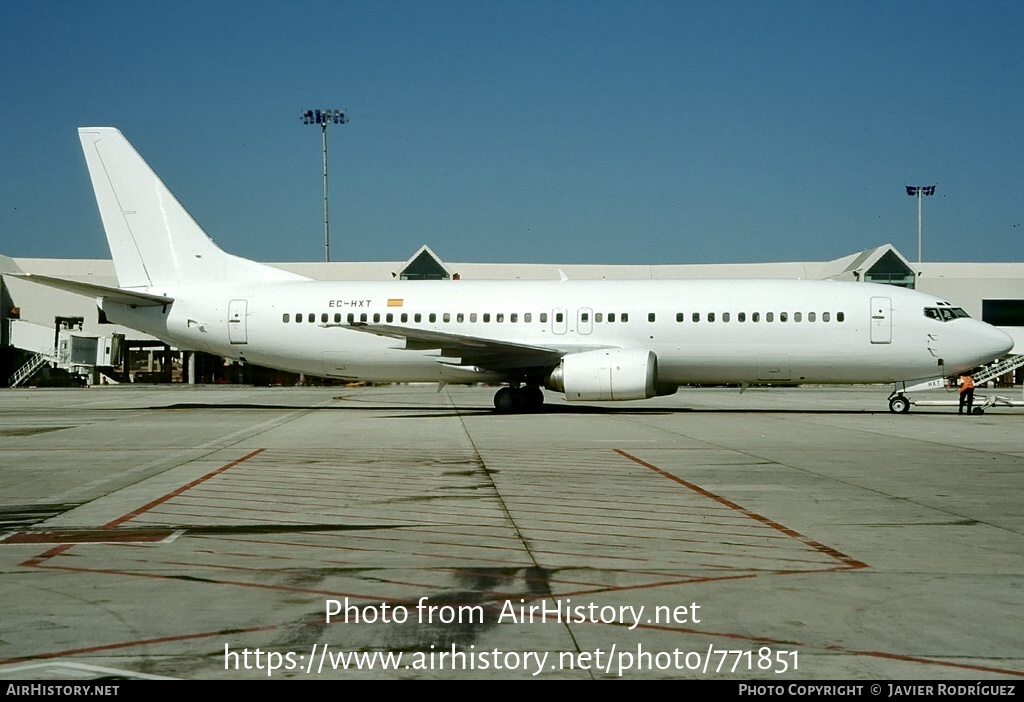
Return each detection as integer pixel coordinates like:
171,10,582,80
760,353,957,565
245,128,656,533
19,128,1015,412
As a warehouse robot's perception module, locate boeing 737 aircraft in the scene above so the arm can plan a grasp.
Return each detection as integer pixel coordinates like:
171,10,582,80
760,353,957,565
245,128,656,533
18,128,1015,412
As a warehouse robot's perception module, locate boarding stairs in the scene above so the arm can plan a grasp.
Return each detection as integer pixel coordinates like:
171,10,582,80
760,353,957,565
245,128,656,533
7,352,54,388
970,354,1024,386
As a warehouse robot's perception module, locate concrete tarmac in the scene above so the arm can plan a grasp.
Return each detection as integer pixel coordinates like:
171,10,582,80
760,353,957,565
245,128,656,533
0,384,1021,680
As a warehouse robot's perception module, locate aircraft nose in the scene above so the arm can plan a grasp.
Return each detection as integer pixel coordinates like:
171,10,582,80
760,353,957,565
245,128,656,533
991,325,1015,356
943,321,1015,374
971,321,1015,362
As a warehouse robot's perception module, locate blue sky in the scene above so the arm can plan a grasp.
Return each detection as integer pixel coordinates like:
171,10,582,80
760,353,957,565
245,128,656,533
2,1,1022,265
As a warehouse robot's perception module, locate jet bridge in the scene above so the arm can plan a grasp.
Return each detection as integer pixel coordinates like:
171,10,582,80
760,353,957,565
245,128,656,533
6,318,124,387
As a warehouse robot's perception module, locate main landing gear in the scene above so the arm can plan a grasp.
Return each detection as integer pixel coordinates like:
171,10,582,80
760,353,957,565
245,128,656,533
494,385,545,413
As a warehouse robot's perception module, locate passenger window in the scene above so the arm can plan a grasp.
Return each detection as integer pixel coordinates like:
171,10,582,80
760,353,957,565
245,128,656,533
386,313,393,323
766,312,774,322
752,312,760,322
321,313,328,323
373,313,380,323
348,313,355,323
837,312,845,322
414,313,422,323
676,312,684,322
648,313,656,322
540,313,547,323
401,313,408,323
555,312,563,323
723,312,730,322
622,313,628,322
738,312,746,322
581,312,589,322
334,313,341,323
308,313,315,323
692,312,700,322
483,313,491,323
511,313,518,323
780,312,788,323
471,313,478,323
823,312,830,322
595,313,603,322
524,313,532,323
456,313,464,323
608,313,616,323
295,312,302,323
360,313,367,323
443,313,450,323
282,313,290,323
808,312,815,322
429,313,436,323
708,312,716,322
496,313,504,323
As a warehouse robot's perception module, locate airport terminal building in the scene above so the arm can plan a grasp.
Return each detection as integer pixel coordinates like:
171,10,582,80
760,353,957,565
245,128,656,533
2,243,1022,387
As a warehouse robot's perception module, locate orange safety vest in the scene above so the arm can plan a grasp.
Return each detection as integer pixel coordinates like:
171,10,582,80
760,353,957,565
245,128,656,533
959,375,975,392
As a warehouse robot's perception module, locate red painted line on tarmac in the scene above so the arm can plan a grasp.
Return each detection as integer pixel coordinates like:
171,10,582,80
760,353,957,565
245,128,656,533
614,449,868,570
0,624,277,666
4,529,174,544
19,544,73,568
18,450,266,568
103,448,267,528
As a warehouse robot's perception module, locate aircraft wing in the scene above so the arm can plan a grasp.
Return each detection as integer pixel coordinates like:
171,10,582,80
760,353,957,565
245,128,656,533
340,322,570,371
13,274,174,307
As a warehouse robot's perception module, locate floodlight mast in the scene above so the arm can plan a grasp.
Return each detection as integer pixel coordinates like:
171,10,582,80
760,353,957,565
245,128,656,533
905,185,935,264
302,109,348,262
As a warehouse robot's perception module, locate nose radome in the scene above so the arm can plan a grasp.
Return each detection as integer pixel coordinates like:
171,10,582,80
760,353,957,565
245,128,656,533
968,321,1015,366
984,324,1015,357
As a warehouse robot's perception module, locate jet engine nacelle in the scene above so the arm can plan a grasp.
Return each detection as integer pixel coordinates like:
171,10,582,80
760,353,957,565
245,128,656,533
546,348,657,401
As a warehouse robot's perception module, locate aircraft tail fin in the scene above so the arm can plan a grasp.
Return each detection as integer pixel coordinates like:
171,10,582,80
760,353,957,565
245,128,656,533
78,127,308,288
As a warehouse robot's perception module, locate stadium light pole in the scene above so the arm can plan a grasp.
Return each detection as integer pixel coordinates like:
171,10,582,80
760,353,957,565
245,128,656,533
302,109,348,262
905,185,935,264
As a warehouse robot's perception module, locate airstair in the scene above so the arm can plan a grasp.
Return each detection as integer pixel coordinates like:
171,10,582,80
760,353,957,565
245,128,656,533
969,354,1024,386
7,352,54,388
889,354,1024,414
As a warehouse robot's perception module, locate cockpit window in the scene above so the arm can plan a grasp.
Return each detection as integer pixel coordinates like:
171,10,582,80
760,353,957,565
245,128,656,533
925,306,971,322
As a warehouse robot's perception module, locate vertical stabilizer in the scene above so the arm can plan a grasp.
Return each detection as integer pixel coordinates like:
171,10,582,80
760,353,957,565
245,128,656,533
78,128,307,288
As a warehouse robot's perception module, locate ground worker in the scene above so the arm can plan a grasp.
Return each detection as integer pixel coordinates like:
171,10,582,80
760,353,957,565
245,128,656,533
958,373,976,415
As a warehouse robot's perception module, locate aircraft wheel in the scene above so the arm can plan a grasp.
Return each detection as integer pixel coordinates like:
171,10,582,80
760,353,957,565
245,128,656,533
889,395,910,414
972,407,984,415
521,386,545,411
494,387,518,413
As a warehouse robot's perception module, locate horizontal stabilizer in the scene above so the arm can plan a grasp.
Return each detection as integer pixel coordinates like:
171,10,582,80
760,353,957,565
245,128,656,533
0,254,25,275
13,274,173,307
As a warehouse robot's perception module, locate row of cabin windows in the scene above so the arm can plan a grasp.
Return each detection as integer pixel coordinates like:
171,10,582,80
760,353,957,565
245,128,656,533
669,311,845,323
280,310,844,325
281,311,570,324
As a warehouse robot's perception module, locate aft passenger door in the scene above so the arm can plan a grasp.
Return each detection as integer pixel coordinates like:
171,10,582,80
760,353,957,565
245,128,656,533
870,297,892,344
228,299,249,344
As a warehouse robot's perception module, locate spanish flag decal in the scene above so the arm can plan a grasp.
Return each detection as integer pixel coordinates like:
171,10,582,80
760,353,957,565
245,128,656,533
387,299,404,307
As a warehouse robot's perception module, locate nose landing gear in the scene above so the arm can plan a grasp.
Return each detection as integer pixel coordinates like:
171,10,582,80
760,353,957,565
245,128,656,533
888,394,911,413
